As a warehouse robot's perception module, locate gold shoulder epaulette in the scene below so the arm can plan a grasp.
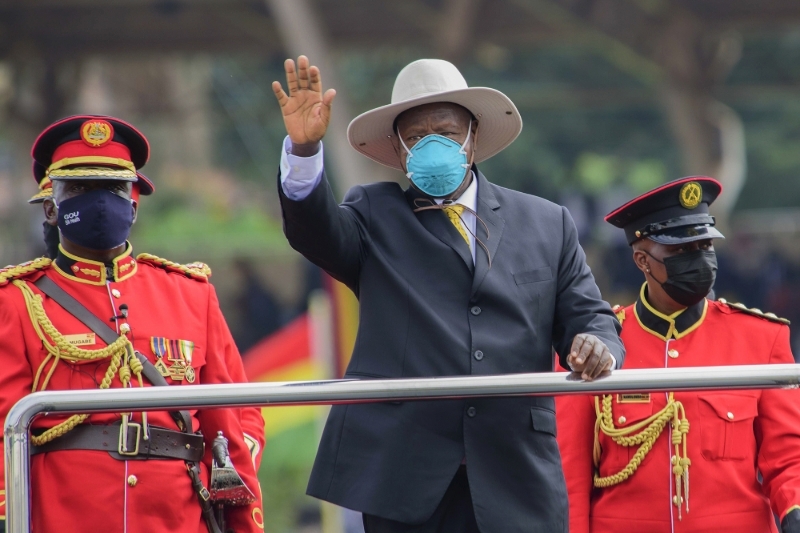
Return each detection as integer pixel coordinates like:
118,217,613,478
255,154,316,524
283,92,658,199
0,257,52,287
612,304,626,325
717,298,790,325
136,253,211,282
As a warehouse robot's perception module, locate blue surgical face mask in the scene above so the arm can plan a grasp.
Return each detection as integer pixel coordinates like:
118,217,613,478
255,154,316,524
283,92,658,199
56,188,135,251
400,121,472,198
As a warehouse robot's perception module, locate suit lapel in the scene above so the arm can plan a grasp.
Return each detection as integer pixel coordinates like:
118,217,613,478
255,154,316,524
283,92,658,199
471,171,504,297
405,186,474,274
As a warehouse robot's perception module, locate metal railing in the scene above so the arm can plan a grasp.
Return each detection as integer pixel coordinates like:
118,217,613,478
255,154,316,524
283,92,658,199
6,364,800,533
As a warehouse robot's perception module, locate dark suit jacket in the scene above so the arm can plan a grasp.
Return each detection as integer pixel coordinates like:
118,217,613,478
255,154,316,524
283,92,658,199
279,168,624,533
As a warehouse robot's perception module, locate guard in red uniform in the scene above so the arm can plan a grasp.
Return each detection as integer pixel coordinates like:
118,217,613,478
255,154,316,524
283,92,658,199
557,177,800,533
0,116,266,533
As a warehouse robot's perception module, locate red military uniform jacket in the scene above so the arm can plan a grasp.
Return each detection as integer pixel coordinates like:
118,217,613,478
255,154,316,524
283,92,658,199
557,283,800,533
0,245,266,533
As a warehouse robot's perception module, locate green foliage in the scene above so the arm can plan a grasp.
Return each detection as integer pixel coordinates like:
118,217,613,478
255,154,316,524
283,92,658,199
338,47,428,114
210,58,289,183
737,100,800,209
132,203,290,259
575,152,617,193
257,422,320,533
573,152,666,194
626,159,667,192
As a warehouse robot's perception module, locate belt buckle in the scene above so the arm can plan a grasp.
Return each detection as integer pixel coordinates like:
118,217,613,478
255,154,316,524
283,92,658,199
118,422,142,456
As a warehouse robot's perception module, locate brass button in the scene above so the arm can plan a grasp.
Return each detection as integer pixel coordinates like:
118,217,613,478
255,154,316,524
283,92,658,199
185,443,191,449
127,475,138,487
111,289,121,298
618,416,627,424
119,323,131,334
727,412,734,420
668,349,679,359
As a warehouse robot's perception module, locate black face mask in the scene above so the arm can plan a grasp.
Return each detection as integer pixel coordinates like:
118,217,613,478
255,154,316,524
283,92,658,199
56,189,135,251
646,249,717,307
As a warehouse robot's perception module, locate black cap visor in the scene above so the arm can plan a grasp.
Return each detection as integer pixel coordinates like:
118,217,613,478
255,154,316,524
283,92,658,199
647,224,725,245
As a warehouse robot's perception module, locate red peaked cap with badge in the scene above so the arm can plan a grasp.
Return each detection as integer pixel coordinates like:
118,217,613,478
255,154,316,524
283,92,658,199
28,115,154,204
605,176,725,245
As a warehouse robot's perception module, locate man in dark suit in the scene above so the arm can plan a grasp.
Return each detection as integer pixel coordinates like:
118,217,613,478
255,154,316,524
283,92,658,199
271,55,625,533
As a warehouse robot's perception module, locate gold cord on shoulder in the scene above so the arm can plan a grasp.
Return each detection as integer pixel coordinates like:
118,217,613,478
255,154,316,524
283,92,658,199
593,393,691,518
13,280,144,446
0,258,52,286
136,253,211,279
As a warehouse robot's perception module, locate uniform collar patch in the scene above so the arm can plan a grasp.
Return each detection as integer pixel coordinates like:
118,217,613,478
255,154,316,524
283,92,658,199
54,242,137,285
634,283,707,341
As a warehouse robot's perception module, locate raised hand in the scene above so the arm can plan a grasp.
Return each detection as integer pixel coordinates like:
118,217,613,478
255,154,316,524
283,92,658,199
272,55,336,148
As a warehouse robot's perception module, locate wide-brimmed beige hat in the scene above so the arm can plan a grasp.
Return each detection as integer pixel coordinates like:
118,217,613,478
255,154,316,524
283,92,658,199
347,59,522,170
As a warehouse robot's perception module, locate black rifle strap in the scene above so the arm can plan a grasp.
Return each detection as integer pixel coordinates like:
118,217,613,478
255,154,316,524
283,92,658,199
33,275,192,431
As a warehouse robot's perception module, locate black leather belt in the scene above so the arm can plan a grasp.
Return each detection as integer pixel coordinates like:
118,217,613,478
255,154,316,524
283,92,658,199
31,423,204,462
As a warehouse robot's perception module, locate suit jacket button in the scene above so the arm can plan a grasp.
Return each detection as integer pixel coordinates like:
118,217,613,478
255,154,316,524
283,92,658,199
473,350,484,361
467,406,477,418
470,306,482,316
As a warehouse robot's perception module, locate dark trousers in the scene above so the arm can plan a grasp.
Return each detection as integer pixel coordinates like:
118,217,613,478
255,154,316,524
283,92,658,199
362,466,480,533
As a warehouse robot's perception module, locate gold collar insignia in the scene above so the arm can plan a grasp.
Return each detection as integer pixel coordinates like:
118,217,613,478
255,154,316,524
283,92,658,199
54,243,137,285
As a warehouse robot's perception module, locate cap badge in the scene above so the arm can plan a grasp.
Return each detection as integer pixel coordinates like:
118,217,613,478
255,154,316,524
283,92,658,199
679,181,702,209
80,120,114,148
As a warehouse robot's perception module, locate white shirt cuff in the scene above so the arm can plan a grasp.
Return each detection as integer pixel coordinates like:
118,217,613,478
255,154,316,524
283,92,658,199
279,136,324,201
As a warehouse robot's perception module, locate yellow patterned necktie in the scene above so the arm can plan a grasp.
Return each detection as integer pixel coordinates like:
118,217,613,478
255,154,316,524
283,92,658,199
443,204,470,249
